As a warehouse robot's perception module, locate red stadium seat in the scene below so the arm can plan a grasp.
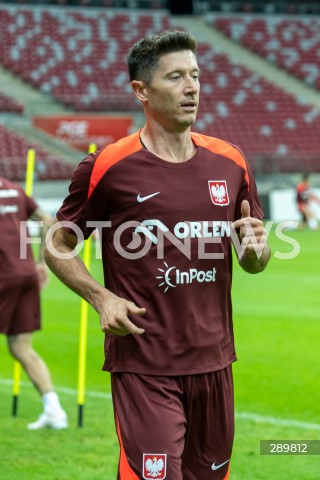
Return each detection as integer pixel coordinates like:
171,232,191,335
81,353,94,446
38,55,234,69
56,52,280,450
208,15,320,89
0,124,75,181
0,92,24,113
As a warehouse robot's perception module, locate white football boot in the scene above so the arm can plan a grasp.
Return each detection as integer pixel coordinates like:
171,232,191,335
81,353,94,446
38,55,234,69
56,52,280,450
27,408,68,430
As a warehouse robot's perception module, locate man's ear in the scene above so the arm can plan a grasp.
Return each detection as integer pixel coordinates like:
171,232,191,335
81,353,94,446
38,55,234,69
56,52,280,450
131,80,148,103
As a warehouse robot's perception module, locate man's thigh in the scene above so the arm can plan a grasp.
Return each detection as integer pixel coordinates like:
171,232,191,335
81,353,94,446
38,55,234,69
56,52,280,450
112,373,186,480
8,275,40,336
0,275,40,336
0,278,21,334
182,366,234,480
111,367,234,480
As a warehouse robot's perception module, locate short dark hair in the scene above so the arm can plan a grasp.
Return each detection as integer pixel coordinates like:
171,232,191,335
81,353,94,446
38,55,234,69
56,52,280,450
127,30,197,84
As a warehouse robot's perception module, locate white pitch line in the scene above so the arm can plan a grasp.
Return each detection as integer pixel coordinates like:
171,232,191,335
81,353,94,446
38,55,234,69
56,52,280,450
1,378,320,431
0,378,112,400
235,412,320,432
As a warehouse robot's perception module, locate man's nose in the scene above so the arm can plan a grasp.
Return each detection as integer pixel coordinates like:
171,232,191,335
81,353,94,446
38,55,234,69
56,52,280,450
184,75,199,94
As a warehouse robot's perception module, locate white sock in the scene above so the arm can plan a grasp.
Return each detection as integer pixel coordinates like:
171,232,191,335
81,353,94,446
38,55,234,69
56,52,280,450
42,391,63,413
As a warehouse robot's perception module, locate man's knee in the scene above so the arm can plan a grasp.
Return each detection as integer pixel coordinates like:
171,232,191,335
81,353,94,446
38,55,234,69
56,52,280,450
7,334,34,362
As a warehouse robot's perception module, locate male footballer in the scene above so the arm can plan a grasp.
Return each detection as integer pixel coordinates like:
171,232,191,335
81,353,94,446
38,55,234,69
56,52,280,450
45,30,270,479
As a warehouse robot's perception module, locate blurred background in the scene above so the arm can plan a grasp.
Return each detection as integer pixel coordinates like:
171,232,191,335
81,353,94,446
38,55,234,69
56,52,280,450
0,0,320,222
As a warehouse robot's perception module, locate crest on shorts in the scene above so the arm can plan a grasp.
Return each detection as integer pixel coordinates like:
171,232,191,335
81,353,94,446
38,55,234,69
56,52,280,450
208,180,229,206
143,454,167,479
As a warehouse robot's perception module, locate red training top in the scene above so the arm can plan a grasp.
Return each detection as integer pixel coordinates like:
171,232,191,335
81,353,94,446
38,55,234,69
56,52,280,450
57,131,263,376
0,177,38,279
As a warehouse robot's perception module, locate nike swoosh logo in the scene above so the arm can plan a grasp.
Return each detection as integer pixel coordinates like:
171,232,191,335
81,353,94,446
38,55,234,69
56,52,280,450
211,459,230,471
137,192,160,203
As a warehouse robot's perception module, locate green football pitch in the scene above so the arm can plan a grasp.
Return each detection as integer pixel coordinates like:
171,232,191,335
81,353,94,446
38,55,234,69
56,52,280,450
0,228,319,480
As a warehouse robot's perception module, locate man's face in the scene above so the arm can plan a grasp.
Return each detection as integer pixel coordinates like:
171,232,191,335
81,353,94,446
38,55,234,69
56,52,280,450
144,50,200,131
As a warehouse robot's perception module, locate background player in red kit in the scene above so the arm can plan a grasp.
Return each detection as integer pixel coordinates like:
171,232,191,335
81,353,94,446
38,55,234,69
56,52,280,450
0,177,67,430
296,173,319,230
45,31,270,479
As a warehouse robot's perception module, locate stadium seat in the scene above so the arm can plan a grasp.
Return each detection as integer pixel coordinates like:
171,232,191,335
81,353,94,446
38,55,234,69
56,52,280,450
207,14,320,89
0,91,24,113
0,124,75,181
0,7,170,112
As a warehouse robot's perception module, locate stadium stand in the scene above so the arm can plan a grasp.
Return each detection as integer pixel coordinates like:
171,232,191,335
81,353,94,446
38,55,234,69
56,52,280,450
0,6,319,174
0,123,75,180
194,42,320,172
0,7,170,111
0,91,24,113
194,0,320,15
207,15,320,90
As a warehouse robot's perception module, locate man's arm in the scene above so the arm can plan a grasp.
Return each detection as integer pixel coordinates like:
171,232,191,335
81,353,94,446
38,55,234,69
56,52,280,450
44,220,146,336
29,206,53,288
232,200,271,274
30,206,52,261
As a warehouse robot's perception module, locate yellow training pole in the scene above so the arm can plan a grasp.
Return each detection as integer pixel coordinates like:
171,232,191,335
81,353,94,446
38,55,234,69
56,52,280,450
25,149,36,197
77,237,91,427
77,143,96,427
12,149,36,416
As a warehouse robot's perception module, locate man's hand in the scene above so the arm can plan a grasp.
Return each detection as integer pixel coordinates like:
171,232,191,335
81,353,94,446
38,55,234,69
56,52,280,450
233,200,270,273
233,200,267,255
44,220,145,334
99,293,146,336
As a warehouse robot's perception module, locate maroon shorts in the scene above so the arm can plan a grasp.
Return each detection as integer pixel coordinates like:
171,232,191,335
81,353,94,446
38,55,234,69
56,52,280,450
0,274,41,336
112,366,234,480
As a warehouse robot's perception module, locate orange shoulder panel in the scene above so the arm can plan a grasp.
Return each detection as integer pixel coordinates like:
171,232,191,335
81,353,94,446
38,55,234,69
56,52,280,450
191,132,250,187
88,131,142,199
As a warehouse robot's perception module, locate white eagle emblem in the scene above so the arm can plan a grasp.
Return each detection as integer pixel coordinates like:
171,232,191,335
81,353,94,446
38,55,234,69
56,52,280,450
143,454,167,479
208,180,229,206
211,183,226,203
